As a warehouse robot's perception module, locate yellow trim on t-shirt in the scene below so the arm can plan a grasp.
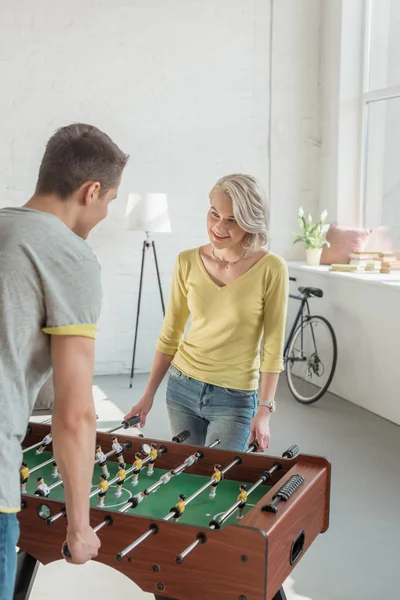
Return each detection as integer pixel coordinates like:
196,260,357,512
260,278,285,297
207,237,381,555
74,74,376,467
42,324,97,339
0,506,21,513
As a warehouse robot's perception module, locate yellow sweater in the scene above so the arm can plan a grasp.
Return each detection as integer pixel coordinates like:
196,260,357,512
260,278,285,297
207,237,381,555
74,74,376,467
156,248,288,391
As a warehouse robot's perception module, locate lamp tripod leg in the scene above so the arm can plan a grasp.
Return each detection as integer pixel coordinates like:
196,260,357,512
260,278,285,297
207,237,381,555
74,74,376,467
152,240,165,315
129,240,148,388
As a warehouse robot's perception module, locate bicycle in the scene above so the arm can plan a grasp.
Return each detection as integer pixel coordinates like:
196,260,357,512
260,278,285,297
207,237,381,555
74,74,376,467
284,277,337,404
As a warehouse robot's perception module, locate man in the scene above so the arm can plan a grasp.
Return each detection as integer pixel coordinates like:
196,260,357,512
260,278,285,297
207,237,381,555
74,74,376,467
0,123,128,599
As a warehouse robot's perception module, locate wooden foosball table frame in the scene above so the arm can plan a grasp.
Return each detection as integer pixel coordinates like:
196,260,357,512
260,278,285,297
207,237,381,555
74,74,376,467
14,422,331,600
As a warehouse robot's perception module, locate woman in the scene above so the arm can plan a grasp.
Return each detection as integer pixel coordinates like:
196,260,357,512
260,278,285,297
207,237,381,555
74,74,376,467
125,173,288,452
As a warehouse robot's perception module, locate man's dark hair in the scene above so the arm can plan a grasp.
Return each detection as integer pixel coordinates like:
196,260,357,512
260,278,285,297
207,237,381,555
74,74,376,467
35,123,129,199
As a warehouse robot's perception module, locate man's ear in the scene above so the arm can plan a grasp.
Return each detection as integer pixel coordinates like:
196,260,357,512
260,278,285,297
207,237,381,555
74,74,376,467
81,181,101,206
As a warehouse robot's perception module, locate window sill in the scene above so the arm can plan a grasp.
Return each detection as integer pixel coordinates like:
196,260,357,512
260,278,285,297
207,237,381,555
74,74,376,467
286,260,400,290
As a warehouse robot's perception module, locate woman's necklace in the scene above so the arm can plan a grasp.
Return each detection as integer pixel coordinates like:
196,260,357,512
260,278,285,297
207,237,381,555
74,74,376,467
211,246,248,269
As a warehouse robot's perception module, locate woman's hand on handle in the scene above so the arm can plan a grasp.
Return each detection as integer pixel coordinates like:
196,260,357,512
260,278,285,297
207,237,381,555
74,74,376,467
124,394,154,428
249,407,271,452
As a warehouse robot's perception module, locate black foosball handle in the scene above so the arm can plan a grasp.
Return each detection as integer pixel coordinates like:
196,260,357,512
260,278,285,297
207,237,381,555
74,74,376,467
172,430,191,443
62,543,71,559
282,444,299,459
261,474,305,514
121,416,141,428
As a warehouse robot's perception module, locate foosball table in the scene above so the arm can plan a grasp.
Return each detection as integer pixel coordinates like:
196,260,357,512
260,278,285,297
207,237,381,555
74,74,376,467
14,420,331,600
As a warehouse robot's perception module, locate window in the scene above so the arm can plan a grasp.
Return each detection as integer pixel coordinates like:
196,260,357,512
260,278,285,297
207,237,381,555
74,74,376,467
361,0,400,248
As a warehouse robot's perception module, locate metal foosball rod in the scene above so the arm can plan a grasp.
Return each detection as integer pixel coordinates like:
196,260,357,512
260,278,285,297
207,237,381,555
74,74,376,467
61,430,191,558
115,441,260,561
45,440,136,523
176,461,282,564
175,445,300,564
115,439,221,517
47,445,162,525
23,439,49,454
106,416,141,434
46,440,133,494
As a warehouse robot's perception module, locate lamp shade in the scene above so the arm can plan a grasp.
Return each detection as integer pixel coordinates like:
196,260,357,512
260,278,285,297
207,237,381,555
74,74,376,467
124,193,171,233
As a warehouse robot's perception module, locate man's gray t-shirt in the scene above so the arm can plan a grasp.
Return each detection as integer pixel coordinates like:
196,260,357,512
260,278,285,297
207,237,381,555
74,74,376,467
0,207,102,512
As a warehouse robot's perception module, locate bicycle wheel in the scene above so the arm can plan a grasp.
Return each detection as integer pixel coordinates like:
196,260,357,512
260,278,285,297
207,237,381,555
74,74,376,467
285,315,337,404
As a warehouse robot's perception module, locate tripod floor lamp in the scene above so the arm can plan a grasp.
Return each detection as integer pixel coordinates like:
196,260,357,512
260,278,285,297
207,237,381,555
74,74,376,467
124,193,171,388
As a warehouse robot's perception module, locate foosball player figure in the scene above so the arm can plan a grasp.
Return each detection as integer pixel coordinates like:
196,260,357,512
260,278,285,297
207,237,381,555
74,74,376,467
237,484,248,520
115,463,126,497
183,451,201,470
209,464,222,499
112,436,125,465
96,445,110,478
173,494,186,522
131,490,146,508
35,432,52,455
52,461,59,479
132,453,143,487
97,474,109,507
160,470,174,485
20,462,29,494
147,443,158,476
35,476,50,498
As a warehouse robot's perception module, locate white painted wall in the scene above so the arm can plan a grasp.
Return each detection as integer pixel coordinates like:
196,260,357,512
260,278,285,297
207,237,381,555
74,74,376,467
269,0,322,258
0,0,322,375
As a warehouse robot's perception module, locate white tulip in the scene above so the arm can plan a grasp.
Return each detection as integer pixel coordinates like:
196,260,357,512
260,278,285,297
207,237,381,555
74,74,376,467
320,210,328,222
298,207,304,218
308,214,312,224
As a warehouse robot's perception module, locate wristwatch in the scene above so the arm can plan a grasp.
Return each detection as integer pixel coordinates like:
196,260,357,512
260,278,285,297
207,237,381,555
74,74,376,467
258,400,276,412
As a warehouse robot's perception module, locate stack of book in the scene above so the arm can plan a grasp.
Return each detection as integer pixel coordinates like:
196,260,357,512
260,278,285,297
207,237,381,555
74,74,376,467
329,251,400,273
379,252,400,274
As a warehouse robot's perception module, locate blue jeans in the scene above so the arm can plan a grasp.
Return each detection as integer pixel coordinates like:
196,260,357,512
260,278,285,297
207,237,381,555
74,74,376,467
0,513,20,600
166,365,257,451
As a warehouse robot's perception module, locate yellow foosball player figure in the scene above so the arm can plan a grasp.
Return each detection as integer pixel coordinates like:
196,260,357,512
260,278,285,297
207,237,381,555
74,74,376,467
173,493,186,522
96,444,110,478
237,484,248,520
35,476,50,498
209,464,222,499
147,443,158,476
20,462,29,494
112,436,125,465
115,463,126,497
97,474,109,507
132,453,143,487
52,461,59,479
35,432,52,455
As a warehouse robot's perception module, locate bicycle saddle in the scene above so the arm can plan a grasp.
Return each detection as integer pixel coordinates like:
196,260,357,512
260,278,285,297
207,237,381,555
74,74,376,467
298,286,323,298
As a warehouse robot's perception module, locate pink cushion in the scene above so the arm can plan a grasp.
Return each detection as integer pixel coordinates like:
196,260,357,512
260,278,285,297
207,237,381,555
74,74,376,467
320,225,372,265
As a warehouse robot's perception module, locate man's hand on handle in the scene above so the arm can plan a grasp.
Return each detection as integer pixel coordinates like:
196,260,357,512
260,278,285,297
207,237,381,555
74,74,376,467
63,525,101,564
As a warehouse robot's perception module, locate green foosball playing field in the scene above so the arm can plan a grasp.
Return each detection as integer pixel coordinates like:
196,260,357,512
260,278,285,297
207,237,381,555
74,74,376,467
22,447,270,528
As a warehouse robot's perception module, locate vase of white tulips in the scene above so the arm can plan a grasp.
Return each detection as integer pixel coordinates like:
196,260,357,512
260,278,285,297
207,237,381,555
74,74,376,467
293,208,330,266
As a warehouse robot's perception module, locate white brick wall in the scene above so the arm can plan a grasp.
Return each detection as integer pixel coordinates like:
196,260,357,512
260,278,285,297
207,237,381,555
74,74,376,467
0,0,321,375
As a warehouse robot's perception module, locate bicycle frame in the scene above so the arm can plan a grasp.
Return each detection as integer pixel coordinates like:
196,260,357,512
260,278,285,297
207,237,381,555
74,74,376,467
284,278,311,360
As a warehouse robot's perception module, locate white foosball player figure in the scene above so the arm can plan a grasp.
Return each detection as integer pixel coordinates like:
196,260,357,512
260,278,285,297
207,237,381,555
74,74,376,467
96,445,110,478
160,471,174,485
35,476,50,497
36,432,52,455
112,436,125,465
52,461,59,479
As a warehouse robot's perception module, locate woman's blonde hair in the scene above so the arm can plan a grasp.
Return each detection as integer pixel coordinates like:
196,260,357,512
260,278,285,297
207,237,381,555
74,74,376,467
209,173,269,250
